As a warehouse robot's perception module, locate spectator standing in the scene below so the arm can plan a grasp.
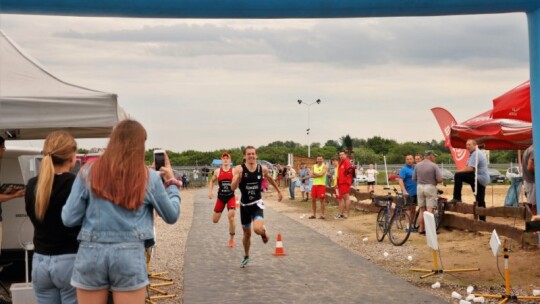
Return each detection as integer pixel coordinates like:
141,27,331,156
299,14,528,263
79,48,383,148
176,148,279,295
397,154,418,232
413,151,443,234
24,131,80,304
276,164,283,187
282,165,288,187
272,165,279,183
337,151,353,219
449,139,490,221
309,155,328,219
365,164,378,193
62,120,181,304
522,145,536,214
181,173,188,189
299,163,311,202
193,169,199,182
287,164,297,200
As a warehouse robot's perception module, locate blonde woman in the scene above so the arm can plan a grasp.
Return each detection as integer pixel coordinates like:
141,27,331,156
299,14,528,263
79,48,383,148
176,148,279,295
62,120,181,304
25,131,79,304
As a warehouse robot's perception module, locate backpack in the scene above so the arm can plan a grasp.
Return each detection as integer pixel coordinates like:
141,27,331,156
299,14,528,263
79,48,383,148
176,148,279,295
347,162,357,178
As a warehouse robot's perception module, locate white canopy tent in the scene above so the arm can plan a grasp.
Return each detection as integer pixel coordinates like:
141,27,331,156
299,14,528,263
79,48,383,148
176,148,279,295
0,30,126,140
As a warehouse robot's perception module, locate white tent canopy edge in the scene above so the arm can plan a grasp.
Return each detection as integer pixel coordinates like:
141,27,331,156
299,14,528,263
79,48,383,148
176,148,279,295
0,29,127,140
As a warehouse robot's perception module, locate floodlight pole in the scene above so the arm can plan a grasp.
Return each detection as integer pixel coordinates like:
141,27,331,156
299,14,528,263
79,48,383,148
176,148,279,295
297,99,321,158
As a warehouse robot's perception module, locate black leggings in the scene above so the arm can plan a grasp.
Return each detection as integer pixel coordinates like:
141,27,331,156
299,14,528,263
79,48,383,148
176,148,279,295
453,171,486,220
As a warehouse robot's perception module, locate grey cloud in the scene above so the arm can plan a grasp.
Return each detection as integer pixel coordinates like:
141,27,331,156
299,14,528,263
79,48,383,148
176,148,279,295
53,14,528,69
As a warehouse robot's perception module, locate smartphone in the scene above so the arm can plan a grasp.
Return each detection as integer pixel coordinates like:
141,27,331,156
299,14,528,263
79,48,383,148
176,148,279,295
154,150,165,171
525,221,540,232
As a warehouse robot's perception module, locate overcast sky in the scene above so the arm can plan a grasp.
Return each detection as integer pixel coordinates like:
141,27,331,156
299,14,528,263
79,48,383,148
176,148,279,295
0,13,530,152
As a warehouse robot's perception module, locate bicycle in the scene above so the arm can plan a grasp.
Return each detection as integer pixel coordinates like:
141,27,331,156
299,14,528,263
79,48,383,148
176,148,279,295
374,187,412,246
412,189,446,231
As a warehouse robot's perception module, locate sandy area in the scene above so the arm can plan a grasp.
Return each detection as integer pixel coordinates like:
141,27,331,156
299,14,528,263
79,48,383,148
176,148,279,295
263,184,540,303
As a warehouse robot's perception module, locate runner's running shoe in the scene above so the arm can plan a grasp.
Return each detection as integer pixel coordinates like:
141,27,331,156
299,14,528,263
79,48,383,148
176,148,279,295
228,239,234,248
241,256,249,268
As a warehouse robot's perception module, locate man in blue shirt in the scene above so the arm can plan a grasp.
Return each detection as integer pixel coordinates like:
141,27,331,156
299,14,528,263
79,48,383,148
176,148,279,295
449,139,490,221
398,155,417,231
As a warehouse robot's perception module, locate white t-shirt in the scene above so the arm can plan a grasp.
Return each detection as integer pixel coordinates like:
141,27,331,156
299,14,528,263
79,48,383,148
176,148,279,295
366,168,378,182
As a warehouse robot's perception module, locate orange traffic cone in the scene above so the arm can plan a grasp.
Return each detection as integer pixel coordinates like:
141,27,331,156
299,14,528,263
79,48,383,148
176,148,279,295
273,233,287,256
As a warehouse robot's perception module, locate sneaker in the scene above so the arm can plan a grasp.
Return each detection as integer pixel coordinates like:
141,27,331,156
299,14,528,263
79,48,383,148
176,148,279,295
240,256,249,268
342,215,348,219
448,199,461,204
261,228,269,244
228,239,234,248
334,214,342,220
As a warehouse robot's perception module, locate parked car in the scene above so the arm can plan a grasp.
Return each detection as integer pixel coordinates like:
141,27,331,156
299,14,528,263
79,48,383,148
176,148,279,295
354,175,368,184
440,168,454,181
488,168,506,183
258,160,274,169
388,170,400,181
505,166,521,180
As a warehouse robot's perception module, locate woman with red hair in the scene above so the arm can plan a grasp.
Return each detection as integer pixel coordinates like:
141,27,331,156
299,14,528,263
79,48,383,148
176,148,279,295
62,120,180,304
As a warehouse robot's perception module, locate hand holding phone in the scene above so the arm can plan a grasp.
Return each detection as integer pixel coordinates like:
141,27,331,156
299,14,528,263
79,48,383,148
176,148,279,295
154,150,166,172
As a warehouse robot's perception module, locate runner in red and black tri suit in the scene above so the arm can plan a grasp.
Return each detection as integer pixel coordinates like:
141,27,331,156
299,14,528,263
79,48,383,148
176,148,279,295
231,146,282,268
208,152,237,247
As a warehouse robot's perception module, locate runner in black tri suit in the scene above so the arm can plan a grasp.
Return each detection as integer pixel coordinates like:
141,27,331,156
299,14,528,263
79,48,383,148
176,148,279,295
231,146,283,268
208,151,237,247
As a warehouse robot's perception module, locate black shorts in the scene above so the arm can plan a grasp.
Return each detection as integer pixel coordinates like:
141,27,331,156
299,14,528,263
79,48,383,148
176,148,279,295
240,204,264,227
367,181,375,185
406,195,418,206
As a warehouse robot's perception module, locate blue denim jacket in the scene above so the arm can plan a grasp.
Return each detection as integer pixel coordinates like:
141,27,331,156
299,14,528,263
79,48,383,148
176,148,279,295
62,167,180,243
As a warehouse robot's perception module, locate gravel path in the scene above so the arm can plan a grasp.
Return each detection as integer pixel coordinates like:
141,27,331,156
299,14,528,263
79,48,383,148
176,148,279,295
147,189,194,304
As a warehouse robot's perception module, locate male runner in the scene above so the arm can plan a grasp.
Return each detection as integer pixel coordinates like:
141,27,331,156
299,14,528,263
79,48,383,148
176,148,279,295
231,146,283,268
208,151,236,247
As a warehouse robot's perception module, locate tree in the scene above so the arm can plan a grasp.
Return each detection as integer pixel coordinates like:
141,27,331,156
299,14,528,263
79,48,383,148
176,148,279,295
365,136,397,155
352,147,381,165
386,142,422,164
341,134,353,153
324,140,340,149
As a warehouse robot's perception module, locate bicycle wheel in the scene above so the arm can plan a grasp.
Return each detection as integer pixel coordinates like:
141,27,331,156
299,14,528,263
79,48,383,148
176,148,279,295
376,208,387,242
434,200,445,230
389,209,412,246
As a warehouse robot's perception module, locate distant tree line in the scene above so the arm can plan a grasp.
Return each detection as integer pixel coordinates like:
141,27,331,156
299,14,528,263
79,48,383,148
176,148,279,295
102,135,517,167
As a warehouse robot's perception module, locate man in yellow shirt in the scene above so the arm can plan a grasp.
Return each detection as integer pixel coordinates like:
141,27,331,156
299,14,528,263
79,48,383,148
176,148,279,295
309,155,328,219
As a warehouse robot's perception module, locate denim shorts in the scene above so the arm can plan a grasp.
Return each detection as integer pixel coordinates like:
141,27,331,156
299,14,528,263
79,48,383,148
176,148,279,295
71,241,148,291
32,253,77,304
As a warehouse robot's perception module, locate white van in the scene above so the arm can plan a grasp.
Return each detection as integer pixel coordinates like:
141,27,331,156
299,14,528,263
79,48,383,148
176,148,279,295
1,147,41,254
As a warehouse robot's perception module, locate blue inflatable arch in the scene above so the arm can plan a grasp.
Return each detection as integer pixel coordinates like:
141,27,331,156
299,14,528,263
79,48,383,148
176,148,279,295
2,0,540,209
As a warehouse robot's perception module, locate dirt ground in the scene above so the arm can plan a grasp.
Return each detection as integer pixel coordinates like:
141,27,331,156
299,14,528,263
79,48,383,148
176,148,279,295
263,183,540,302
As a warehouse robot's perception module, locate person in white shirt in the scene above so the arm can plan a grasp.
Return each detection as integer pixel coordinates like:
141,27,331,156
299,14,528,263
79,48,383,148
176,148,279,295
365,164,378,193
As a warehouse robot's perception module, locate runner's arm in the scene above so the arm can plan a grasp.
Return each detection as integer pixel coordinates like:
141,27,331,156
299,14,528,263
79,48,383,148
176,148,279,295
263,166,282,202
208,169,219,199
231,165,242,191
